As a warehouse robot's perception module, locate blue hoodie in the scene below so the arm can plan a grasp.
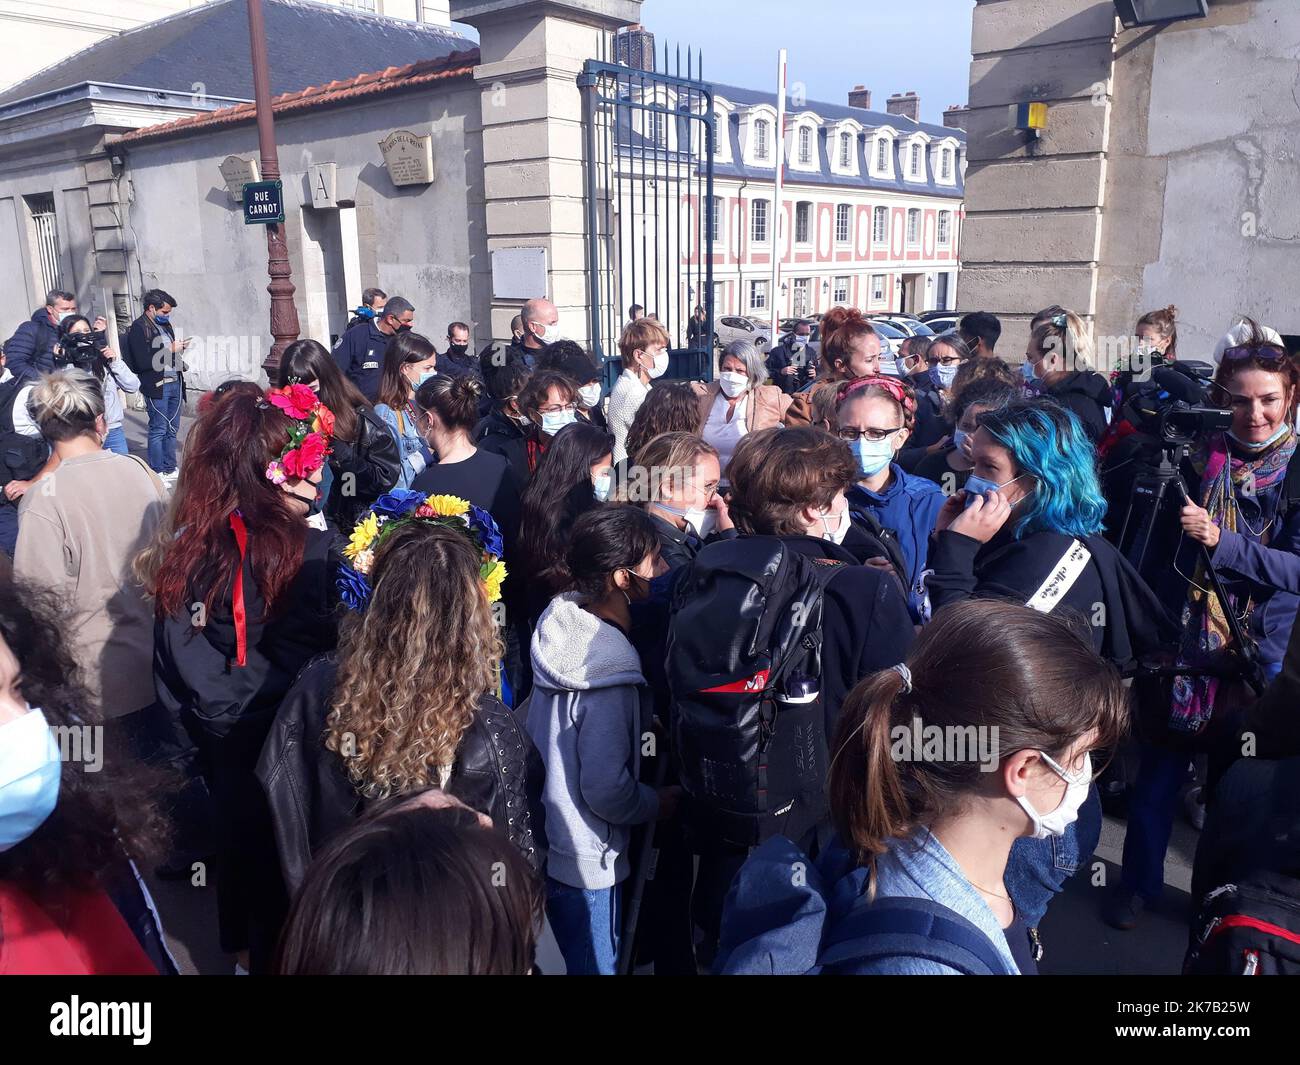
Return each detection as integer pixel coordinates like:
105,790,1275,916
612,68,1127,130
716,829,1020,975
848,463,946,619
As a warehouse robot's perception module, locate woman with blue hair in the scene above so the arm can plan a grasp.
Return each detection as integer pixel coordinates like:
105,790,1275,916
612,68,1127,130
925,397,1175,955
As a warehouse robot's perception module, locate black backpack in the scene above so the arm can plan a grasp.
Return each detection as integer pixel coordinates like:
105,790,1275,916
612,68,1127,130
1185,873,1300,975
0,376,49,489
667,536,843,849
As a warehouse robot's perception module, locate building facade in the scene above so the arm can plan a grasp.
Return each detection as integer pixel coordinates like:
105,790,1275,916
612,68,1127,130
960,0,1300,360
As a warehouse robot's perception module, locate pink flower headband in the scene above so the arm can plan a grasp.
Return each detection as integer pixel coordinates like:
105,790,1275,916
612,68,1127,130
262,384,335,484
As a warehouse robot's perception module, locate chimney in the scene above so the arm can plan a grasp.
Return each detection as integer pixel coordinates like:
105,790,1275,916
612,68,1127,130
886,91,921,123
848,84,872,110
943,104,969,130
615,23,656,73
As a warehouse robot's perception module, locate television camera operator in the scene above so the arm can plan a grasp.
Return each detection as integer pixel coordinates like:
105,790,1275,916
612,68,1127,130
1099,319,1300,931
54,314,140,456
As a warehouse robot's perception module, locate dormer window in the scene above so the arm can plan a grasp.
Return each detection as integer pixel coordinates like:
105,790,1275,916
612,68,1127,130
838,132,851,168
798,125,812,164
754,118,770,161
910,143,922,177
874,137,890,174
941,148,953,181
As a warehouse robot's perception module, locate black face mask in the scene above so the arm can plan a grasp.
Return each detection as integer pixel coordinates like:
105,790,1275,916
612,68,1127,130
287,483,324,517
446,343,469,358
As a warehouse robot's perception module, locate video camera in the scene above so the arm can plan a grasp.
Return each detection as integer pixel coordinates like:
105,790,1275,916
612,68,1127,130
54,330,107,374
1119,359,1232,444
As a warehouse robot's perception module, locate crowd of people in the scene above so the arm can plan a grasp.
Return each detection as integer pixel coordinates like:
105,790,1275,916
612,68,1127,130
2,287,1300,977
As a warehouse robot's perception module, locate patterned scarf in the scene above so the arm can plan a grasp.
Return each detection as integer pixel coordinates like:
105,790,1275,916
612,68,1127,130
1168,428,1296,733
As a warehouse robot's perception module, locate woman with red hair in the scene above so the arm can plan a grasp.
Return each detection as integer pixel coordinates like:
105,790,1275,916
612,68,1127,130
783,307,883,428
140,384,342,972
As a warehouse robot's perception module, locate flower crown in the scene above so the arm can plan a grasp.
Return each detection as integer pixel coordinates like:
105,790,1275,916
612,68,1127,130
337,489,506,612
263,384,335,484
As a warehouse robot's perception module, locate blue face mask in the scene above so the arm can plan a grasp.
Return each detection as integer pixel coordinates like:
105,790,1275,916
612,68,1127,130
963,472,1030,509
0,709,61,853
154,313,170,324
1227,424,1291,452
1021,360,1038,382
852,436,895,478
415,370,437,387
593,472,612,502
953,427,970,452
930,363,957,390
541,408,577,436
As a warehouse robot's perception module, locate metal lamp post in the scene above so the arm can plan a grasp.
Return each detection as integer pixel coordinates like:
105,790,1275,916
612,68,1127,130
247,0,300,381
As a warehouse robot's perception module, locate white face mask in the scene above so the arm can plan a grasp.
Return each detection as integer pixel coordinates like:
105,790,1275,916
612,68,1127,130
1018,751,1091,839
657,499,716,539
593,472,612,502
719,371,748,399
819,503,851,545
577,382,603,409
791,336,807,351
536,320,563,345
647,350,670,379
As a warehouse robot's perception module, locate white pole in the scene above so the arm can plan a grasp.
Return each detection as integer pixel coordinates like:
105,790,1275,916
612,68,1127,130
769,48,787,349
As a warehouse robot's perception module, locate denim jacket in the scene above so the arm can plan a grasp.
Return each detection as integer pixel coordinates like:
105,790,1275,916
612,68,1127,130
374,401,432,490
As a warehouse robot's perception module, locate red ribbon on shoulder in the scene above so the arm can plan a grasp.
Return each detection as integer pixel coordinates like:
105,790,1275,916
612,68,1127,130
229,511,249,668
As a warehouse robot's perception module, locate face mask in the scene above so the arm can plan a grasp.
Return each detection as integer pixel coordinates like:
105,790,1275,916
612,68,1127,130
0,709,61,853
619,568,651,606
953,427,970,453
719,371,748,399
577,382,603,409
930,363,957,389
791,337,807,351
819,504,851,545
657,499,715,538
58,311,76,324
852,436,895,477
410,369,437,388
446,343,469,358
288,482,325,517
1021,360,1038,382
878,356,902,378
540,408,577,435
1018,751,1091,839
647,350,670,379
963,472,1032,509
154,313,170,324
536,321,562,345
593,472,612,502
1228,424,1291,452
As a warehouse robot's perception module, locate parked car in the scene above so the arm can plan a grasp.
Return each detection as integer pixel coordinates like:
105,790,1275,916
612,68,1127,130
870,314,936,338
916,309,957,323
921,315,960,335
716,314,773,351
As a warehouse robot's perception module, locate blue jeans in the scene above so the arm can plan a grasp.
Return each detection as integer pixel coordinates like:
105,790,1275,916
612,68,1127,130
545,877,620,975
1120,743,1189,901
103,425,128,456
145,382,181,473
1005,785,1103,928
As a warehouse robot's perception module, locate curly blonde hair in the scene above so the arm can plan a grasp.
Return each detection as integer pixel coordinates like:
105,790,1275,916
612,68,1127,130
325,521,502,797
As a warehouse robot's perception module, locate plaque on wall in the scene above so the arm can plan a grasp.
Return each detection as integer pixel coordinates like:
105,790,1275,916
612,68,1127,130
309,162,338,208
219,155,261,201
378,130,434,187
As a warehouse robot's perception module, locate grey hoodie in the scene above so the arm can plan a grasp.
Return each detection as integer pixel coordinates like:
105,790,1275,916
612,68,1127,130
525,592,659,889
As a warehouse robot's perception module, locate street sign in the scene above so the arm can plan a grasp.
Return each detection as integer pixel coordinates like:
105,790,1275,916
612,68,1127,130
242,179,284,225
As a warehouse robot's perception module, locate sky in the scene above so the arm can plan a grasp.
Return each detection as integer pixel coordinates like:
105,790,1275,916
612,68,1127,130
637,0,975,124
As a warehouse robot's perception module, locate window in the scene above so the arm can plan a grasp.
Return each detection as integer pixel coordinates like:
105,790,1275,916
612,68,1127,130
708,196,724,243
835,204,851,244
910,143,921,177
875,138,889,172
937,211,951,245
839,132,852,168
649,108,666,147
713,280,726,314
798,126,812,164
795,202,812,245
750,280,768,310
833,275,850,304
754,118,770,161
751,199,769,243
936,273,950,311
872,206,888,243
906,208,920,244
24,193,62,294
941,149,953,181
871,274,886,303
792,278,812,317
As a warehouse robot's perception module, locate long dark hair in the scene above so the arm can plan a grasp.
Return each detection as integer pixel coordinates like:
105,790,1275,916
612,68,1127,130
141,388,308,621
0,582,167,902
278,339,367,442
518,421,613,596
274,798,541,975
565,504,658,600
376,331,436,411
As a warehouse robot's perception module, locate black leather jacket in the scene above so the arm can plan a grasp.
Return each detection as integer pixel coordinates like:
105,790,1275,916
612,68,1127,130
325,404,402,532
256,654,547,894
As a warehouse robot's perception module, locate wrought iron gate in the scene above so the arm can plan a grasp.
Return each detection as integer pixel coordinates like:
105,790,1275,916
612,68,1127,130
578,43,716,387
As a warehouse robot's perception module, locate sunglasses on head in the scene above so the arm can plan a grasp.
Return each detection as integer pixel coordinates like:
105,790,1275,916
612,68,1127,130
1222,344,1288,364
